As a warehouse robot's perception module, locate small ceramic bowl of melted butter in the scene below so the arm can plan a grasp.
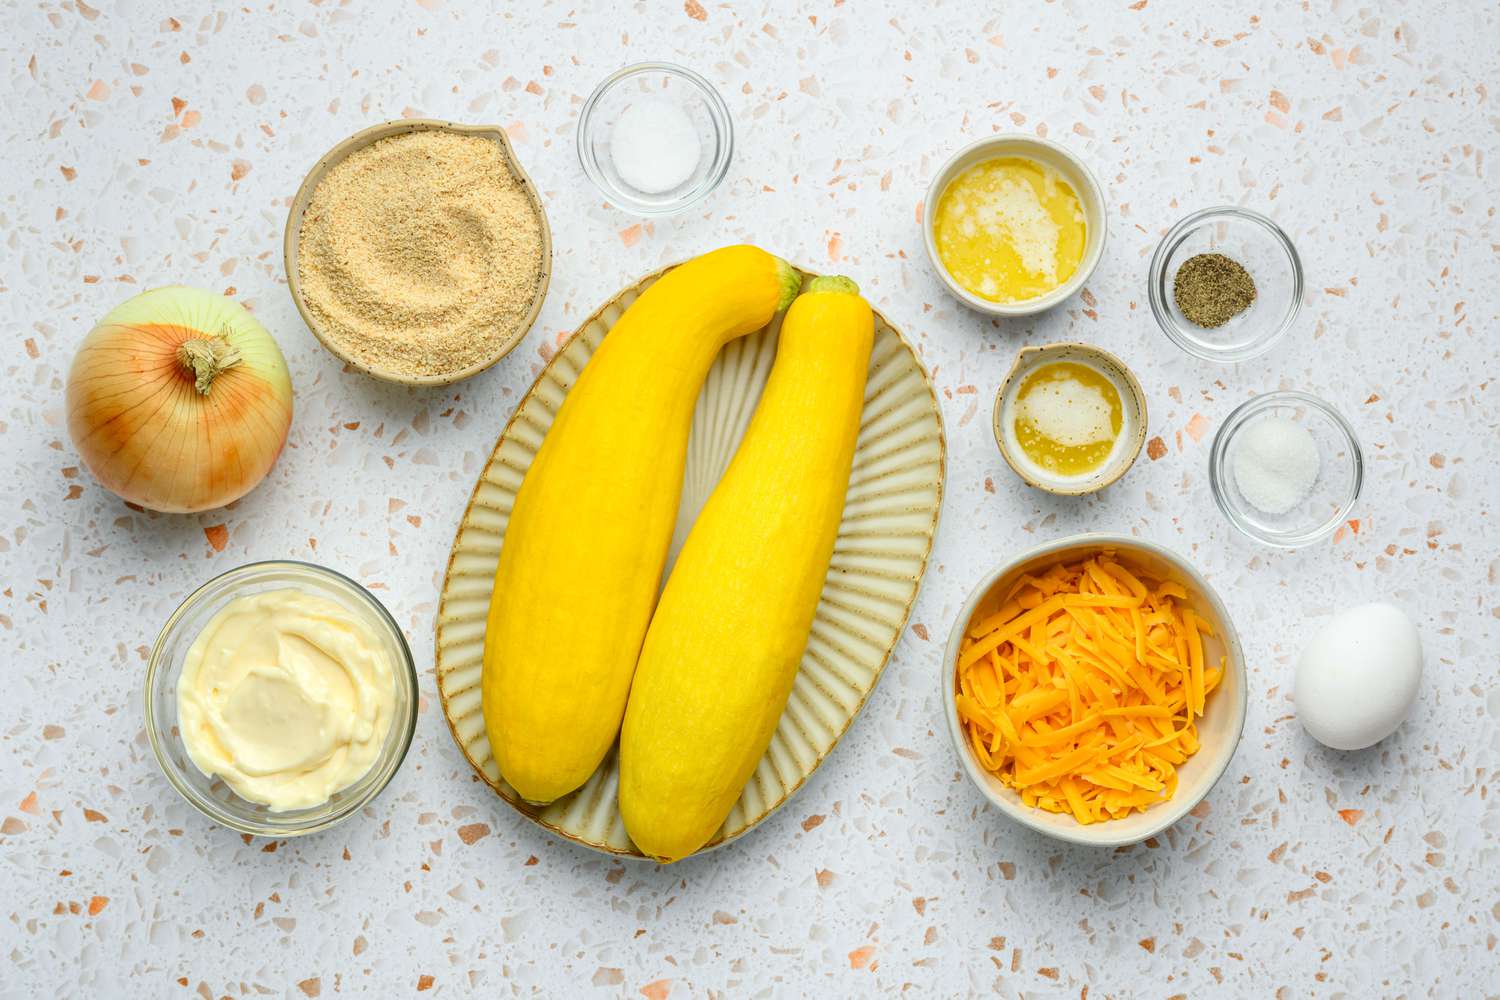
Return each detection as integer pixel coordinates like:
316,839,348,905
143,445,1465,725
993,343,1147,495
924,135,1107,317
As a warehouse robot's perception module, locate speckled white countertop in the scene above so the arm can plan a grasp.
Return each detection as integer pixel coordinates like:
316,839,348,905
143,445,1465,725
4,1,1498,996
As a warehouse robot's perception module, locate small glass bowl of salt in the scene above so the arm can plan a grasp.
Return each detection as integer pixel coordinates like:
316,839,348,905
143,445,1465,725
1208,391,1363,548
577,62,733,216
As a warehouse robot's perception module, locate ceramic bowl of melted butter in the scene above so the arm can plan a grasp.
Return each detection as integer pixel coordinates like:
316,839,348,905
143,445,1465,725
993,342,1147,495
924,135,1107,317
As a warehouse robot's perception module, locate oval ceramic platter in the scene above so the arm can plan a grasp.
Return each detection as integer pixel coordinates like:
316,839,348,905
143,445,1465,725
436,263,945,858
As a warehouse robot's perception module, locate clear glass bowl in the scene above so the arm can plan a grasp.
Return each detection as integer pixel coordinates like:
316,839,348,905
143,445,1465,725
1208,391,1363,548
577,62,733,216
145,561,418,836
1148,207,1303,362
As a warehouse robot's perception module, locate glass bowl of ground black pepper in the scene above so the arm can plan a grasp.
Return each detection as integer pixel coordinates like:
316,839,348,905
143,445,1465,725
1148,207,1302,363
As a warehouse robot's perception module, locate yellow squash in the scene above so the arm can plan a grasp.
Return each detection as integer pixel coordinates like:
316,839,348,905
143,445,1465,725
619,275,875,861
482,245,801,804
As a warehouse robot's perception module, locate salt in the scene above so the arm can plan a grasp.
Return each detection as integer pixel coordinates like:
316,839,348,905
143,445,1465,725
609,97,701,195
1230,415,1320,515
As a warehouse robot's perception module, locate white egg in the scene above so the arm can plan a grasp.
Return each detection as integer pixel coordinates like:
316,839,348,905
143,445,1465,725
1294,602,1422,750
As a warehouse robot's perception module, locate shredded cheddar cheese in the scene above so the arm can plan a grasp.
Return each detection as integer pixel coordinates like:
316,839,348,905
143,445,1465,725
955,552,1225,824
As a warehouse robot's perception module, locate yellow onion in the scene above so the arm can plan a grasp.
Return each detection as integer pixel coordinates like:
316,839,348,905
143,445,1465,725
66,286,294,513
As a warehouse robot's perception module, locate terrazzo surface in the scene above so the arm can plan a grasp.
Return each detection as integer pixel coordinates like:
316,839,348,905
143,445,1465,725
3,1,1498,996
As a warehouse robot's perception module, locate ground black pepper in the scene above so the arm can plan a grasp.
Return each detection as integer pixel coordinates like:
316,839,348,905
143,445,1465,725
1173,252,1256,328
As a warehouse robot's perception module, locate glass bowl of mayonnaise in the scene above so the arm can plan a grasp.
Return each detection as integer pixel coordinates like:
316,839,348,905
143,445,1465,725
146,561,418,837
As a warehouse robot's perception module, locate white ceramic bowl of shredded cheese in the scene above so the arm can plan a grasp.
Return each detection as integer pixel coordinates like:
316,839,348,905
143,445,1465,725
943,534,1248,847
923,134,1107,317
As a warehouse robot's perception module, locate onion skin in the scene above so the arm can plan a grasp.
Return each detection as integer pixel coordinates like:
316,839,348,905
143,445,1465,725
66,287,294,513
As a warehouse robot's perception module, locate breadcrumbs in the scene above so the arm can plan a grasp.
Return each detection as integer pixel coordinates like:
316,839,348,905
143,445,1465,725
297,129,544,378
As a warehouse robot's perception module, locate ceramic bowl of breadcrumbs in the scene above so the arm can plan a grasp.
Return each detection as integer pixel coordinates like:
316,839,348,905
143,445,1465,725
285,119,552,386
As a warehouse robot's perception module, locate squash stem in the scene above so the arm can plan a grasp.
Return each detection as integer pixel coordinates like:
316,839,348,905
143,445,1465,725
806,274,860,296
771,256,802,311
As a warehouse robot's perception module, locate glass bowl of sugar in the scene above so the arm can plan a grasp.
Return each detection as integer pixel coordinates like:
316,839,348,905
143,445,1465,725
577,62,734,216
1208,391,1363,548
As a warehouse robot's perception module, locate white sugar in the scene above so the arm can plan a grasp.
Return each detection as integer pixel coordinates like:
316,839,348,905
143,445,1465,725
1230,415,1320,515
609,97,701,195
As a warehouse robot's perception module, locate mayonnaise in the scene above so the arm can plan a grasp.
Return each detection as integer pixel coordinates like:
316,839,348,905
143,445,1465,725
177,588,396,812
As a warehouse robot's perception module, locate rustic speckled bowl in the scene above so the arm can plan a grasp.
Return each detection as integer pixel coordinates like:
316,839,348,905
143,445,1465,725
942,534,1247,848
993,342,1147,496
283,118,552,387
435,262,946,859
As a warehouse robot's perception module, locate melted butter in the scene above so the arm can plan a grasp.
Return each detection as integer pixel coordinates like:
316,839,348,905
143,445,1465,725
1012,361,1123,476
934,157,1086,303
